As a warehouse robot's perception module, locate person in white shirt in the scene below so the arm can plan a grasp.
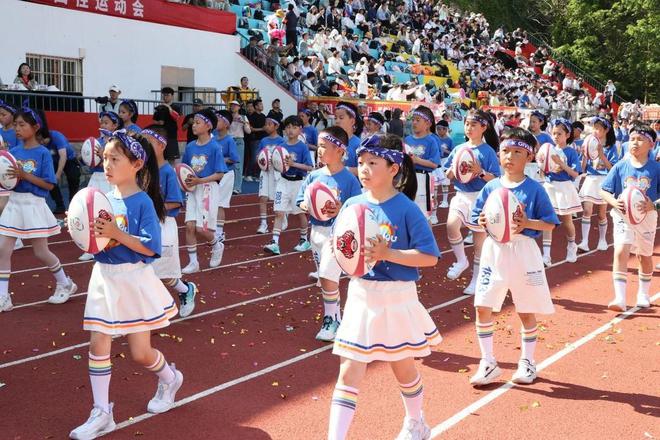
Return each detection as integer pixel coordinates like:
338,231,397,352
605,79,616,94
356,70,369,98
327,50,345,76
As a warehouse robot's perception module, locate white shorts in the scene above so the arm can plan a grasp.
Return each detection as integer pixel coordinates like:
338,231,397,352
332,278,442,363
525,163,544,183
475,235,555,314
184,181,219,230
258,170,277,200
579,175,607,205
274,178,303,214
87,171,112,194
151,216,182,280
310,225,342,283
611,209,657,257
0,192,60,239
449,190,479,226
84,261,177,335
543,180,583,216
414,172,435,219
217,170,235,208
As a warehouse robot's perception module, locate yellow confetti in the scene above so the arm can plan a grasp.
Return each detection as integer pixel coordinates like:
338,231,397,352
531,401,541,408
458,368,468,373
271,381,279,387
210,338,215,344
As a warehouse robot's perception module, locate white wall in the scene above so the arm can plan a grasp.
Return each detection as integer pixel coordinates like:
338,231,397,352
0,0,296,114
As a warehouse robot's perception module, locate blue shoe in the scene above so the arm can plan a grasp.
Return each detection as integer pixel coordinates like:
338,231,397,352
315,315,340,341
294,239,311,252
264,241,280,255
178,282,197,318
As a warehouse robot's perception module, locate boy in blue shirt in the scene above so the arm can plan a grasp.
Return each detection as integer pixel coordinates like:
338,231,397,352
256,118,286,234
436,119,454,209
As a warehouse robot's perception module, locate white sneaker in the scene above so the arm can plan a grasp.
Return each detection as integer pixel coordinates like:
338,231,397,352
447,259,469,280
308,271,319,280
69,403,116,439
256,222,269,234
577,240,589,252
48,277,77,304
511,358,537,384
78,253,94,261
281,215,288,231
597,240,608,251
543,254,552,267
439,200,449,208
214,231,225,243
464,231,474,245
636,293,651,308
181,261,200,274
395,415,431,440
566,242,578,263
294,239,311,252
315,315,340,342
470,359,501,386
429,213,439,225
14,238,24,250
147,364,183,414
0,294,13,312
209,242,224,268
463,277,477,295
178,282,197,318
607,298,626,312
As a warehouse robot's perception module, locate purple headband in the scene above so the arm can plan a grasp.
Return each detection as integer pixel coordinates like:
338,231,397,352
500,139,533,154
120,99,138,115
266,117,280,126
217,114,230,126
319,132,346,150
552,117,572,133
99,111,120,125
0,99,17,115
592,116,611,131
194,113,212,126
465,114,488,126
336,104,356,119
366,116,383,126
357,135,404,165
21,100,42,127
100,129,147,166
531,111,546,122
629,128,655,144
412,110,432,124
141,129,167,145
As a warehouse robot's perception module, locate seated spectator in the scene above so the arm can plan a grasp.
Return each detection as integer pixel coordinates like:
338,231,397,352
14,63,39,90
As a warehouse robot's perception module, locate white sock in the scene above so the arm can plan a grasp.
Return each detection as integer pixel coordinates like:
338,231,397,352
449,237,467,265
598,220,607,242
272,230,281,244
146,350,175,384
1,270,10,298
581,218,591,243
542,239,551,259
442,186,449,203
399,374,424,421
88,352,111,413
322,288,340,319
613,271,627,302
48,261,68,285
521,325,538,363
328,384,358,440
476,321,495,363
638,272,652,297
187,246,198,265
173,279,188,294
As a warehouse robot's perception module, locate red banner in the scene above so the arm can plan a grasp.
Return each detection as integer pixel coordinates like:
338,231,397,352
27,0,236,35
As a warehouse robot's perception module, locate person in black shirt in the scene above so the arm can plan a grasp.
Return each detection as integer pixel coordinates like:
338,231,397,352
266,98,284,124
181,98,205,143
284,4,299,54
247,99,267,179
154,87,182,161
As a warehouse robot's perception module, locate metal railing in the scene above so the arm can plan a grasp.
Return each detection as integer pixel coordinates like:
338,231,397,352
148,88,260,105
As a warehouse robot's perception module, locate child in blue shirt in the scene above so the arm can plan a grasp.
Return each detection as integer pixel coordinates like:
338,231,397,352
214,110,241,242
436,119,454,209
70,132,182,439
295,126,361,342
119,100,142,135
328,134,441,440
0,99,18,149
299,109,319,165
600,125,659,312
264,115,314,255
256,118,286,234
0,105,77,312
333,101,363,175
469,126,559,387
540,118,582,266
529,111,553,146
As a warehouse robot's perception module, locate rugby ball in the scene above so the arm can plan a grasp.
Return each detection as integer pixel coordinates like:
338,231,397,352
67,187,114,254
271,146,290,173
620,186,648,225
305,181,339,222
482,187,523,243
0,150,19,190
257,148,270,171
536,143,565,173
175,163,196,192
583,134,600,161
332,203,380,277
81,137,102,168
452,146,478,184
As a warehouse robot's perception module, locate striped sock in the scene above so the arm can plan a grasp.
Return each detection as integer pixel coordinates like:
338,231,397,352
272,228,281,245
186,245,198,265
300,226,308,242
521,325,538,363
475,321,495,362
322,288,340,320
207,237,218,248
598,220,608,242
542,239,552,259
164,278,189,294
449,236,466,264
0,270,9,298
613,271,628,303
215,220,225,235
48,261,68,285
581,218,591,244
260,213,267,226
88,352,112,413
442,186,449,203
399,374,424,421
472,256,480,280
328,384,358,440
638,272,652,297
146,350,175,384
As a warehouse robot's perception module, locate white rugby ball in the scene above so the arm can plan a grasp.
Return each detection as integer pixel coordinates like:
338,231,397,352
583,134,600,161
271,146,290,173
0,150,19,190
482,187,523,243
620,186,648,225
257,148,270,171
305,181,339,222
332,203,380,277
175,163,196,192
452,146,478,184
81,137,102,168
0,133,4,148
67,187,113,254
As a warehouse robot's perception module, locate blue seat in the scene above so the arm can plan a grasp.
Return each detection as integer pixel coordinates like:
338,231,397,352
392,72,411,84
262,1,271,10
248,18,267,30
368,48,380,59
229,4,243,16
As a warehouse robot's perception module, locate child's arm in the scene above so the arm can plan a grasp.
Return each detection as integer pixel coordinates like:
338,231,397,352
411,156,438,169
190,172,224,185
9,165,54,191
164,202,182,211
599,189,625,212
512,205,556,233
93,216,156,257
364,236,438,267
553,155,579,179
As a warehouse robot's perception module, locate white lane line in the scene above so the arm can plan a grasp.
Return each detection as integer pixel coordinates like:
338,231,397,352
430,291,660,438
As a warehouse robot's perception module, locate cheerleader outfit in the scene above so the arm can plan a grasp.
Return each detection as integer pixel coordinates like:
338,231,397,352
579,144,623,205
0,144,60,239
84,191,178,335
332,193,442,363
542,146,583,215
215,134,240,209
404,134,441,219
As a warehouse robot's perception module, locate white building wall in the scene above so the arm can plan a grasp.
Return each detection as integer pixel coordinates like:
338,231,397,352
0,1,296,115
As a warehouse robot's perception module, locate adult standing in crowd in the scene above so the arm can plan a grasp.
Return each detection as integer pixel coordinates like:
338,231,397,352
14,63,39,90
153,86,182,161
247,99,267,180
228,101,251,194
95,85,122,114
284,4,299,53
238,77,258,104
267,98,284,124
181,98,205,143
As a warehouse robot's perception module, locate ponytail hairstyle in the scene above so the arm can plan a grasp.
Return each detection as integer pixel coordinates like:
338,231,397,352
360,134,417,200
411,105,436,134
593,116,616,148
119,100,139,123
336,101,363,136
107,132,165,222
465,108,499,151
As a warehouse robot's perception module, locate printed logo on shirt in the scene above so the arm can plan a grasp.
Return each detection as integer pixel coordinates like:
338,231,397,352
106,214,129,249
190,154,209,174
405,143,425,157
624,175,651,192
19,159,37,174
379,223,398,243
